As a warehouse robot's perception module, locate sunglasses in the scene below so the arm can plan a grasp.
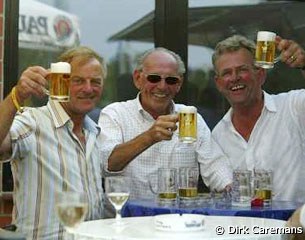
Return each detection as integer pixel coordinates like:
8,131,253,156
144,73,180,85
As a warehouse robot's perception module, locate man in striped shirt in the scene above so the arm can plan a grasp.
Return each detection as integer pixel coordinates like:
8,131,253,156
0,46,106,239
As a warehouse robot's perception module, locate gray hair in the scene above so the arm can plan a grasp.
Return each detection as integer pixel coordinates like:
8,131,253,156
135,47,186,75
212,35,256,69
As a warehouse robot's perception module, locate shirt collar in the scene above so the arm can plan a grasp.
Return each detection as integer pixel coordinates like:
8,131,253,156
223,91,277,123
47,100,100,134
135,92,175,119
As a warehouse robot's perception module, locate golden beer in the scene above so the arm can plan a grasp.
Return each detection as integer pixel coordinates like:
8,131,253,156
179,187,198,198
254,189,272,207
254,189,272,200
158,192,177,200
255,31,276,69
49,62,71,102
179,106,197,143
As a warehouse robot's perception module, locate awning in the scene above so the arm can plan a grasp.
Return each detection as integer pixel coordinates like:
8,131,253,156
19,0,80,51
108,1,305,49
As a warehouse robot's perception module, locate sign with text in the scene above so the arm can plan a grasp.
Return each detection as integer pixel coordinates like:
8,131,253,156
19,0,80,50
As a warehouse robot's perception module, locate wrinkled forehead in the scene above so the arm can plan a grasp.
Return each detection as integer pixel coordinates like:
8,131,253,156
143,51,179,73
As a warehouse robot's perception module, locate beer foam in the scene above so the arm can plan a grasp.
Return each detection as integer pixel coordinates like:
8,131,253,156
179,106,197,113
257,31,276,41
51,62,71,73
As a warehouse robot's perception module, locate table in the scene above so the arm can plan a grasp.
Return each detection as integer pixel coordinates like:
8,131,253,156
122,199,303,221
67,215,289,239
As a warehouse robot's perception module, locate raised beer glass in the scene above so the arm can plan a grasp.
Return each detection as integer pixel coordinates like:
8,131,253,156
255,31,277,69
178,106,197,144
48,62,71,102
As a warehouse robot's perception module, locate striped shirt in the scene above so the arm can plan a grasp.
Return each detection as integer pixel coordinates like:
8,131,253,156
99,94,232,199
3,100,104,239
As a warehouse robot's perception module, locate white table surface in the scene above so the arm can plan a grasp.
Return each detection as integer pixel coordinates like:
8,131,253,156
67,215,290,240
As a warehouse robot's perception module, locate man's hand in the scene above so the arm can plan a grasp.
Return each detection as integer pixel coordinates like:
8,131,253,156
15,66,49,104
146,114,178,143
276,36,305,69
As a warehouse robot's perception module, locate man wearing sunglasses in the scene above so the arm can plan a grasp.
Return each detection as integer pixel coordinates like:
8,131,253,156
99,47,232,199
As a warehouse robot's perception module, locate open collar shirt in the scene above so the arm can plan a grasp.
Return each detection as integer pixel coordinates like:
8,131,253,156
212,90,305,202
2,100,104,240
99,94,232,199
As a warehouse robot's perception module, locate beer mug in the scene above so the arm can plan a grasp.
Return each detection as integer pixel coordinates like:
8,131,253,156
231,169,252,207
255,31,277,69
47,62,71,102
178,167,199,204
149,168,177,204
178,106,197,144
253,169,273,207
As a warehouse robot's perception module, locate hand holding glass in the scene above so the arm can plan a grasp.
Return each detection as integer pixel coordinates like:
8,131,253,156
55,191,88,230
105,176,130,226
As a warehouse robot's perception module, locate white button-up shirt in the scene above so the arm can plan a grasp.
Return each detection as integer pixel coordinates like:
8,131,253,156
99,94,232,199
212,90,305,202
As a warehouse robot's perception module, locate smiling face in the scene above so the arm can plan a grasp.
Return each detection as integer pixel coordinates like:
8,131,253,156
133,50,183,118
214,48,266,109
61,57,104,118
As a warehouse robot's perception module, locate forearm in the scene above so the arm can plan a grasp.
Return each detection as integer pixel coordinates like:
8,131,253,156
0,92,17,147
108,131,156,171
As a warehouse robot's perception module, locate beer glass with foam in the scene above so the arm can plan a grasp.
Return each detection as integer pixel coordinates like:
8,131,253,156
178,106,197,143
48,62,71,102
255,31,277,69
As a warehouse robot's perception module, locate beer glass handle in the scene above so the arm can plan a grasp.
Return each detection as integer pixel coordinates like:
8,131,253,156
148,174,157,194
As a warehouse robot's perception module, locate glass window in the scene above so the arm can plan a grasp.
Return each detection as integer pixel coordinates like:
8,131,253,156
187,1,305,129
19,0,154,107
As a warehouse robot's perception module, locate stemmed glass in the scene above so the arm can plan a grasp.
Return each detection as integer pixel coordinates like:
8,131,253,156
55,191,88,234
105,176,130,226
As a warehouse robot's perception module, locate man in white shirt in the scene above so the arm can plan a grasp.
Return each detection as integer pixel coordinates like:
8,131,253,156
99,47,232,199
211,34,305,202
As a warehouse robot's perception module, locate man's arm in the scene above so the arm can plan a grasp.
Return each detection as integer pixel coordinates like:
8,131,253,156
0,93,18,156
0,66,48,156
107,114,178,171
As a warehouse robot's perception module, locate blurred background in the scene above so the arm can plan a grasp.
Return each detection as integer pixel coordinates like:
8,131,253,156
1,0,305,192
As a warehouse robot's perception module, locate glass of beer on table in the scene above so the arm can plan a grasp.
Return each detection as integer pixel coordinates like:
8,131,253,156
253,169,273,207
178,167,199,205
149,168,177,205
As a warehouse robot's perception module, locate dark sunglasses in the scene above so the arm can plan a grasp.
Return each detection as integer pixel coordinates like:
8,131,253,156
144,73,180,85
